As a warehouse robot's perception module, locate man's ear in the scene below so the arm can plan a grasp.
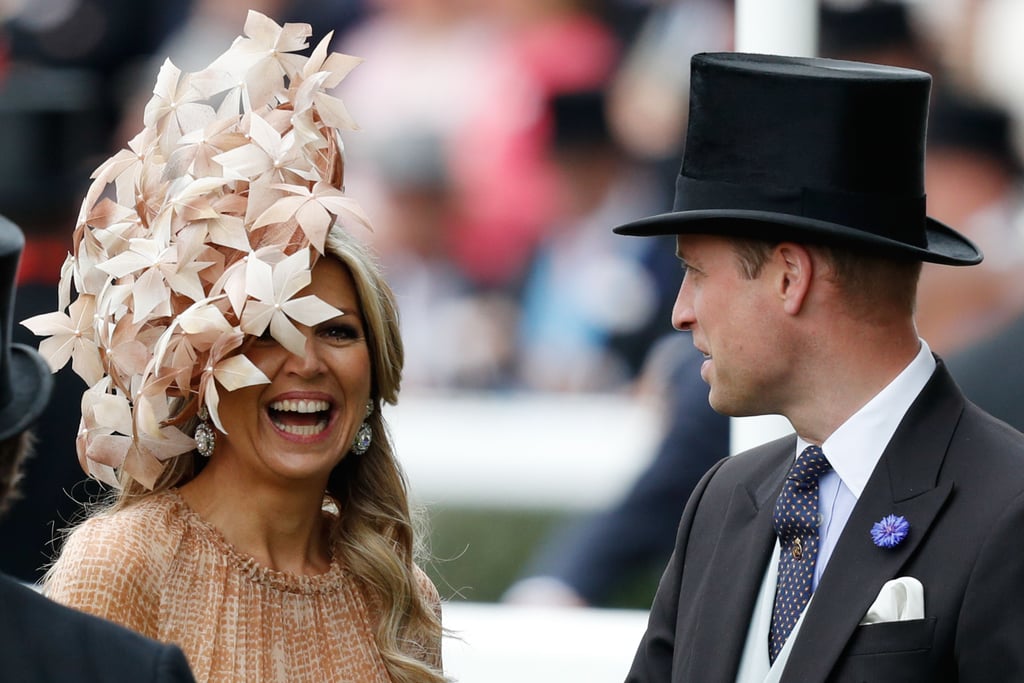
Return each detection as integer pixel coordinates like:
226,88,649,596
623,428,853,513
773,243,814,315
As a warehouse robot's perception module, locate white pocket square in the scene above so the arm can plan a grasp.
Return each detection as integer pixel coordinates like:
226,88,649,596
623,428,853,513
860,577,925,625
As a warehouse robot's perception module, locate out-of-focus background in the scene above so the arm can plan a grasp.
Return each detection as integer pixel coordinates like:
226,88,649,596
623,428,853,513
3,0,1024,680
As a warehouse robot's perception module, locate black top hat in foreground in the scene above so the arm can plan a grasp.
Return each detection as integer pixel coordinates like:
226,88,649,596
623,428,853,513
615,52,982,266
0,216,52,440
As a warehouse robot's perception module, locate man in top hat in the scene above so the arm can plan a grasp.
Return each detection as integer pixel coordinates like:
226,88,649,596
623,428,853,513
617,53,1024,682
0,215,196,681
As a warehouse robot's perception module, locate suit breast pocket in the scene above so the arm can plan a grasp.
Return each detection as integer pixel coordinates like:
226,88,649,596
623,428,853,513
829,618,940,683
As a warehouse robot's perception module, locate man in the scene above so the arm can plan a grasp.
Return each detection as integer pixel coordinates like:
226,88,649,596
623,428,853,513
616,53,1024,682
0,215,195,682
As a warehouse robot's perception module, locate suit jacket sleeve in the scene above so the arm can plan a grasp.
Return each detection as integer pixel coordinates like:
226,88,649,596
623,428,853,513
156,644,197,682
626,457,730,683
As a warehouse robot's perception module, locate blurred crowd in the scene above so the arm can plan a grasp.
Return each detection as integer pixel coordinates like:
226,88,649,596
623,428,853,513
2,0,1024,604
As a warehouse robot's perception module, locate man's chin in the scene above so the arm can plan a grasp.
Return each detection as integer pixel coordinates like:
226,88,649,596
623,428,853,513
708,390,754,419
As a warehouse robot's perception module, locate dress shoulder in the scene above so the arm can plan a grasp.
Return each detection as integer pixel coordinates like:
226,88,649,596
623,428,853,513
44,492,187,638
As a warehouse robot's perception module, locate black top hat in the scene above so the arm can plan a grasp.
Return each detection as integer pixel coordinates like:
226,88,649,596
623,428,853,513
0,216,53,440
614,52,982,266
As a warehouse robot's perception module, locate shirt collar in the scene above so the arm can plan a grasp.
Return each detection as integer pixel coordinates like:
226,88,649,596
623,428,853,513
797,339,936,498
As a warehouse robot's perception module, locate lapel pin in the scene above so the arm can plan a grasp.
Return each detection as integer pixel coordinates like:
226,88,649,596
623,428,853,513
870,514,910,549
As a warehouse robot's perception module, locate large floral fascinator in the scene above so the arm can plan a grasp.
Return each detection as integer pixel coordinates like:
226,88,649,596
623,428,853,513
22,11,372,489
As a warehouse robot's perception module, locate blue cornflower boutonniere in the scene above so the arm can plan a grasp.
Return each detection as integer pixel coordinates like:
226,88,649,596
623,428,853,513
871,514,910,548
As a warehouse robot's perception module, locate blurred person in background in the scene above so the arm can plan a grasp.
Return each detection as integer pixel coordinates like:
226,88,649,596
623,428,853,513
370,130,521,390
915,89,1024,356
0,214,195,682
446,0,623,289
940,96,1024,431
515,88,672,392
34,13,444,682
334,0,523,390
606,0,734,202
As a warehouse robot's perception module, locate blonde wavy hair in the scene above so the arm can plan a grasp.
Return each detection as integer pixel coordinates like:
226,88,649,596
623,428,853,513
70,226,446,683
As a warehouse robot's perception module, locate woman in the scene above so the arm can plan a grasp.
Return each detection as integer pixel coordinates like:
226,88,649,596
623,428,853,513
25,11,445,683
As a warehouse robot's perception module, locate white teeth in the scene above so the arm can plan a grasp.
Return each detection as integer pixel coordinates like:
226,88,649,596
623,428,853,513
268,399,331,436
273,421,328,436
269,399,330,413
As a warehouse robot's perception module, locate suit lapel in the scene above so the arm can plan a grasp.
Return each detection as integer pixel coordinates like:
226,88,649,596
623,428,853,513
779,364,963,682
688,439,793,683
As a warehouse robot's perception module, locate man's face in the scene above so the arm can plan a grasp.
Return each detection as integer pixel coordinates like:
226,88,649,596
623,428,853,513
671,234,782,416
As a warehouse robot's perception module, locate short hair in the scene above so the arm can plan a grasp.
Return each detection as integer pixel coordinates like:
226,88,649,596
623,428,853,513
728,236,922,318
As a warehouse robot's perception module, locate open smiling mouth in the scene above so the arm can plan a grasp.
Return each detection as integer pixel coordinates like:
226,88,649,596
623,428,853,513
268,399,332,437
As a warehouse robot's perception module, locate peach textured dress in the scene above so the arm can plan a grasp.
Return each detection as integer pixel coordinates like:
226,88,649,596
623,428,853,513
45,491,442,683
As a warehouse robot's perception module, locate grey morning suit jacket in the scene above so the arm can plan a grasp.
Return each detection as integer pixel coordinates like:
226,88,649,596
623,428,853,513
627,361,1024,682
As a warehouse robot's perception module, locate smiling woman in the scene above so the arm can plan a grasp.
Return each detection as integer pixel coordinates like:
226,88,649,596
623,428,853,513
24,11,445,683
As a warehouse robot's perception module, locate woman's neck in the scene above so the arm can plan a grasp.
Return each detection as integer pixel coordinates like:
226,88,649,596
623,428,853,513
178,466,333,575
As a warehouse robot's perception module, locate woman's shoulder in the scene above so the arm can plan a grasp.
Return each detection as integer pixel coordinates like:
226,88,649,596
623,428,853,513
66,491,187,557
44,491,188,635
46,492,188,597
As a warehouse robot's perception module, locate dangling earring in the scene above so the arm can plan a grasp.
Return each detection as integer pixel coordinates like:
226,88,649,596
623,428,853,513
194,405,216,458
351,400,373,455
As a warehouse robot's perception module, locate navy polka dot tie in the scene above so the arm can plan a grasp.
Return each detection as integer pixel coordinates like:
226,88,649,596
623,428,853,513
769,444,832,663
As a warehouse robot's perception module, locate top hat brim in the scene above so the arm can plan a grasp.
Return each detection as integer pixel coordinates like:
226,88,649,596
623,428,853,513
0,343,54,441
613,209,983,266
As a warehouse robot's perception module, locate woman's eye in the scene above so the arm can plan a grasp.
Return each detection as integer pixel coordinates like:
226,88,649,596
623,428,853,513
323,324,361,341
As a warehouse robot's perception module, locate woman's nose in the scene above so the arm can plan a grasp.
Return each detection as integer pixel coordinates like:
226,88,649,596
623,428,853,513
283,335,326,376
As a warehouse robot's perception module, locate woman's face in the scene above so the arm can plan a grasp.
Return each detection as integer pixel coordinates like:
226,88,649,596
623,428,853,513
214,256,373,486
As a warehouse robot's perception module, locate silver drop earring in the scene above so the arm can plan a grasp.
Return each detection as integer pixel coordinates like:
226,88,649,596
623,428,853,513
351,401,373,455
194,405,216,458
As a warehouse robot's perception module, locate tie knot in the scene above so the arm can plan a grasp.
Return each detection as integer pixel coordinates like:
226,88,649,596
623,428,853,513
789,445,832,484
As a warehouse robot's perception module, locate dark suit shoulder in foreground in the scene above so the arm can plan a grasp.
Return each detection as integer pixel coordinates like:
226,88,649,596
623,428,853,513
0,573,195,682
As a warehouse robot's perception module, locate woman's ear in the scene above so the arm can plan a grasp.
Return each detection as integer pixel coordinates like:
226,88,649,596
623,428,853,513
773,243,814,316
